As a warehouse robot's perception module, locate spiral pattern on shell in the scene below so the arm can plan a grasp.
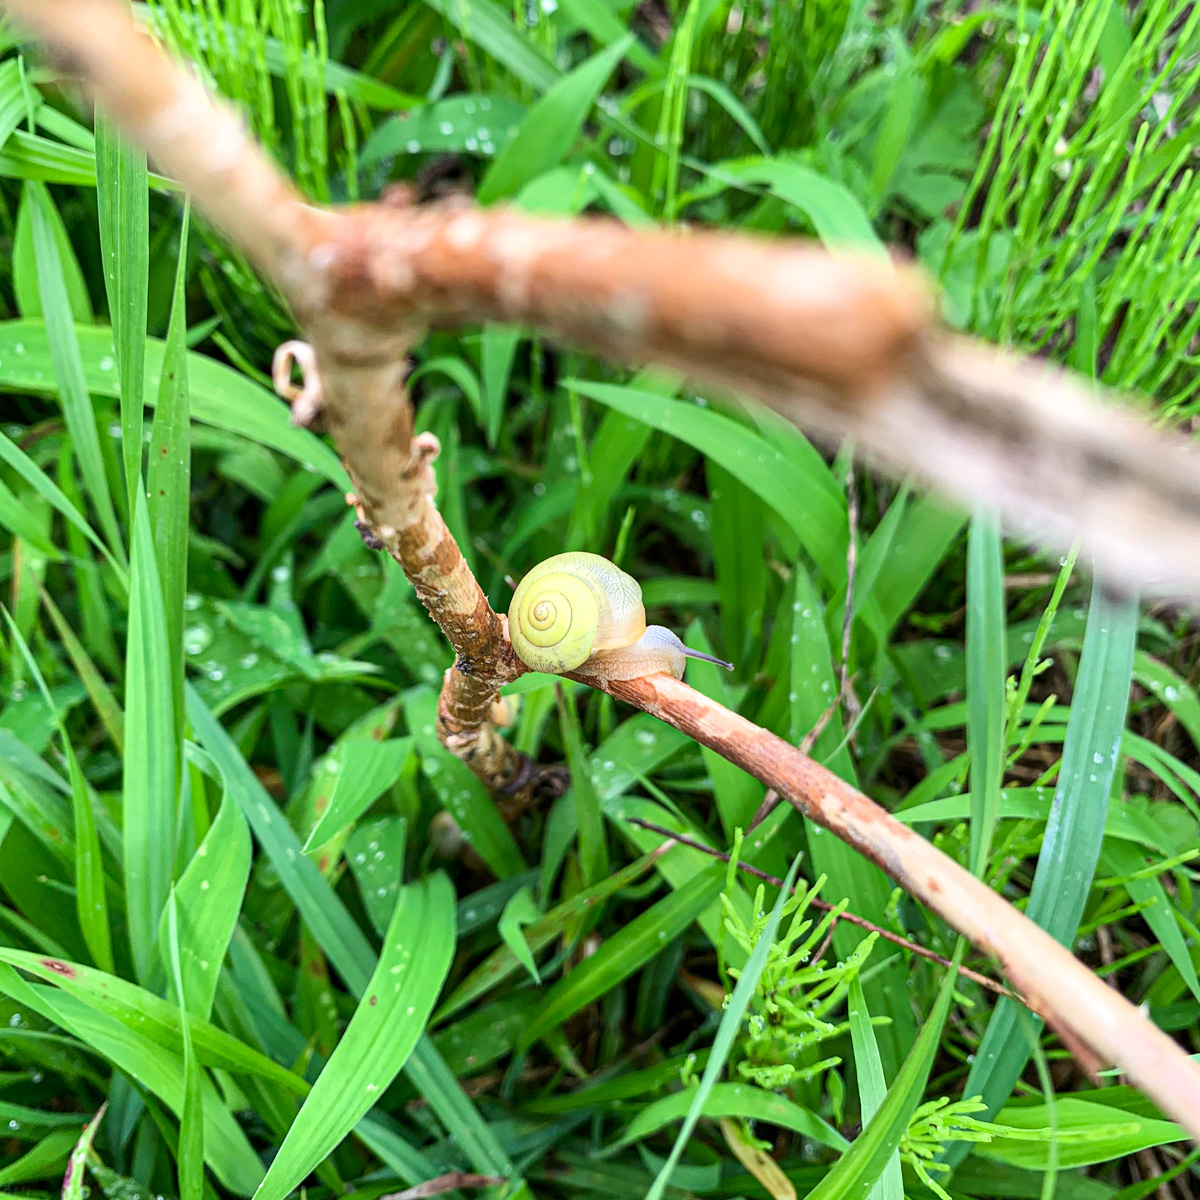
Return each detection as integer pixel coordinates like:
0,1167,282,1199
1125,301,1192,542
509,565,602,673
508,552,647,675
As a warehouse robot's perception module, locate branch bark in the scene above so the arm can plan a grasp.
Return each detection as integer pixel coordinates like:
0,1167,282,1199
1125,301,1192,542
12,0,1200,1143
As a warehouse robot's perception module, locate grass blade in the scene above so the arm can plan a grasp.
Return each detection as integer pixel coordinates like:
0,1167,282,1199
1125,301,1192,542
557,686,608,888
519,864,724,1052
570,380,847,585
805,950,962,1200
1,609,113,974
62,1103,106,1200
159,783,251,1022
147,204,191,739
478,36,631,202
96,116,149,520
28,181,124,565
847,975,902,1200
185,689,514,1179
301,738,414,852
0,964,262,1194
124,494,177,981
966,511,1007,875
37,585,124,751
952,578,1137,1154
165,893,204,1200
252,874,456,1200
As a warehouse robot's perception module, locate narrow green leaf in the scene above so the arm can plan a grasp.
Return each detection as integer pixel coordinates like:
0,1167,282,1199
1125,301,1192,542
165,894,204,1200
159,785,251,1022
497,886,542,984
700,157,884,252
624,1081,846,1151
0,1128,77,1185
0,965,263,1194
436,849,668,1022
520,864,723,1052
975,1098,1184,1170
0,947,305,1093
966,511,1007,875
302,738,414,852
96,116,149,519
0,476,59,558
805,949,962,1200
147,205,191,739
569,380,847,584
481,325,519,447
124,495,177,981
404,690,525,878
37,586,124,752
252,874,456,1200
955,579,1137,1151
28,183,124,563
1,609,112,973
14,180,92,322
848,976,902,1200
478,37,631,202
0,428,102,553
0,321,347,489
185,689,513,1180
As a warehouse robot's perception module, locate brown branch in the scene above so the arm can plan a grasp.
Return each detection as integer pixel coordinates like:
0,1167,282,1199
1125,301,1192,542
15,0,1200,1142
625,816,1025,1009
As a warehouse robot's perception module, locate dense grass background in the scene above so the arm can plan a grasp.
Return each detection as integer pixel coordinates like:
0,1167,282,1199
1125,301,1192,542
3,0,1200,1195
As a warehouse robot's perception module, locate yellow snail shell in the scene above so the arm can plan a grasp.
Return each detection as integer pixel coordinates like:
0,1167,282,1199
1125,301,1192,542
508,552,732,680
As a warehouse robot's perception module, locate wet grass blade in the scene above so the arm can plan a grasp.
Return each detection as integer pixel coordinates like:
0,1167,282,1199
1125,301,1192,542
159,782,251,1022
847,975,902,1200
96,116,149,521
557,686,608,888
62,1103,106,1200
520,864,723,1052
478,37,630,202
966,511,1007,875
1,609,113,974
124,495,177,982
252,874,455,1200
0,963,263,1193
147,205,191,738
37,585,124,751
953,578,1137,1155
806,949,962,1200
28,181,124,565
165,893,204,1200
186,688,516,1179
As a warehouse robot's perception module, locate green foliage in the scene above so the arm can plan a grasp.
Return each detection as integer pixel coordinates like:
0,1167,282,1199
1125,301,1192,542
722,867,874,1093
1,0,1199,1197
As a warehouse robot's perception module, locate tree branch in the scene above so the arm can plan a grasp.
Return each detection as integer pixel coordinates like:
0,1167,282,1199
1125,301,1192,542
12,0,1200,1141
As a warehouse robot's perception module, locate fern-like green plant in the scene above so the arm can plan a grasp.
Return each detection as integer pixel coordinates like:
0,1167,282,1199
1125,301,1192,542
720,853,878,1094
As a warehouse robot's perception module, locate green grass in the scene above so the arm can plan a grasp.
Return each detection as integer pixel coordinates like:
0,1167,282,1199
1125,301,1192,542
1,0,1200,1197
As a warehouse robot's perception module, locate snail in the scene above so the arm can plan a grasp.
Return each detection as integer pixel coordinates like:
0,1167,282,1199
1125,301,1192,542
508,552,732,681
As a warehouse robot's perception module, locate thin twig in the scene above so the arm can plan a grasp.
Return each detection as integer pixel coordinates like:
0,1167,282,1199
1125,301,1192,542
626,816,1028,1009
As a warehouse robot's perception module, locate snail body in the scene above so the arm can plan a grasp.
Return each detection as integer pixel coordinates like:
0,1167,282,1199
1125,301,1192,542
508,552,731,681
